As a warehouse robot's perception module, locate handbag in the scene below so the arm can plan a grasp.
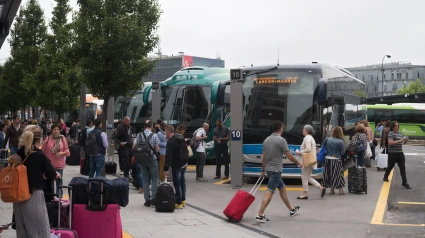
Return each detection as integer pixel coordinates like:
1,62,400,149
302,150,317,168
317,138,328,163
187,145,193,157
366,142,372,158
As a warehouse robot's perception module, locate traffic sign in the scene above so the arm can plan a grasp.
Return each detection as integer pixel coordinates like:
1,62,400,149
231,130,241,141
230,69,242,81
152,82,160,91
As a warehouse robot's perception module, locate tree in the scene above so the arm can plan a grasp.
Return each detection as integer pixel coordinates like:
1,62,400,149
396,79,425,95
73,0,161,128
33,0,80,119
8,0,47,115
0,58,21,115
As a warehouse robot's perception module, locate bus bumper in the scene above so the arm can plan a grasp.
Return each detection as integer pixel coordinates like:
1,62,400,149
243,165,323,179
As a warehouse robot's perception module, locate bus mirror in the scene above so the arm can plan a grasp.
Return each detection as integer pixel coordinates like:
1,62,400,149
318,78,327,105
217,83,227,106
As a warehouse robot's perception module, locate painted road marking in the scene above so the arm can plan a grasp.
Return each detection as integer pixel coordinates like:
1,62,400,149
123,231,133,238
214,177,231,184
370,170,425,227
187,165,196,170
398,202,425,205
258,186,303,191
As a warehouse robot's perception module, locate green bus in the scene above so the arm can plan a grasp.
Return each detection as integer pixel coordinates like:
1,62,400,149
160,67,231,160
367,103,425,138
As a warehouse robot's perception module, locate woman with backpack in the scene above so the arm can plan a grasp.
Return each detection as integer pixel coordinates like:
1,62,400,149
14,126,61,237
42,123,70,194
350,124,368,167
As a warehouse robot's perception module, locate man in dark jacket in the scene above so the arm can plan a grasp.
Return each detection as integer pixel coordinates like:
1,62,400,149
164,124,188,209
116,116,133,179
3,116,23,155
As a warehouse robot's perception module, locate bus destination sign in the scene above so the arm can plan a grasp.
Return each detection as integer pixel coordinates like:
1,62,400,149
255,77,299,84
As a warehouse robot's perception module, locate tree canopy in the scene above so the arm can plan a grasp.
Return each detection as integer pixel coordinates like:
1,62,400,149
396,79,425,95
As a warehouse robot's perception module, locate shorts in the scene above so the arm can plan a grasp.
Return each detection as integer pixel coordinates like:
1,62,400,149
266,171,285,193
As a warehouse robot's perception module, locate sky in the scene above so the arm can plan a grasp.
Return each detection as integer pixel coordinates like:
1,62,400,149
1,0,425,69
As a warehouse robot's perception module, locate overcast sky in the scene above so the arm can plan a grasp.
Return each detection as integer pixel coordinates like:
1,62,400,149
1,0,424,69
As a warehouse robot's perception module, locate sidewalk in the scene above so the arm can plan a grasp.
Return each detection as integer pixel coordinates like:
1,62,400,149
0,156,265,238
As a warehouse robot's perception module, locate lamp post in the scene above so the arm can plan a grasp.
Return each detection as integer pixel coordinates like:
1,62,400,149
381,55,391,96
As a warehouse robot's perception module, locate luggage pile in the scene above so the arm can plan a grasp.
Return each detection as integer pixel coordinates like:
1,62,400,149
347,166,367,194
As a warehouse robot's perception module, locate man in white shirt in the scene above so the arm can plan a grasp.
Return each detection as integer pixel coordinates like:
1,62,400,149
195,123,209,182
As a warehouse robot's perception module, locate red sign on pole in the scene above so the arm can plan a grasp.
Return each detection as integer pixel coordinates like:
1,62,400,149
183,56,193,68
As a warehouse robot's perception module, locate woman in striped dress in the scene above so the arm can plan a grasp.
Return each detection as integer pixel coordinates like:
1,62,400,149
323,126,346,195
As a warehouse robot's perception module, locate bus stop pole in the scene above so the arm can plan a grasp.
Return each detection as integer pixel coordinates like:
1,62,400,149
79,83,87,159
107,97,115,156
151,82,161,123
230,69,243,189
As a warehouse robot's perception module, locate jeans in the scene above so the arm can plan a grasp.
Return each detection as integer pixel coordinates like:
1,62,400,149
384,152,408,184
356,153,365,167
141,159,159,202
266,171,285,193
55,169,63,194
196,152,206,178
135,164,144,189
9,146,18,155
215,146,229,177
89,155,105,178
172,166,187,205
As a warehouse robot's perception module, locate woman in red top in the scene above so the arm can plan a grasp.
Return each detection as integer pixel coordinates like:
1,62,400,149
41,123,70,194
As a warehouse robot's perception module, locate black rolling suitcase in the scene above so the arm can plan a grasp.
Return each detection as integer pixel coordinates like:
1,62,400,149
348,165,367,194
155,177,175,213
66,145,80,165
105,154,117,174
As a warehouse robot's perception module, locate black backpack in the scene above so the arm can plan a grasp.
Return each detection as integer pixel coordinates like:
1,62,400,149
180,141,189,163
133,132,154,166
189,128,202,151
85,130,101,155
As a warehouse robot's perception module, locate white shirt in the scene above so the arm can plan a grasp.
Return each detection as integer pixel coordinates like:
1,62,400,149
196,128,207,153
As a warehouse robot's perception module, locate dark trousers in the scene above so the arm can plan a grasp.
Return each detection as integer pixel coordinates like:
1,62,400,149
215,146,229,177
172,166,187,205
196,152,206,178
371,144,376,160
119,146,131,177
117,148,124,172
384,152,408,184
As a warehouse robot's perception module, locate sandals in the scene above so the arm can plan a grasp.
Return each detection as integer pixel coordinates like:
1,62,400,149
330,190,335,195
339,191,346,195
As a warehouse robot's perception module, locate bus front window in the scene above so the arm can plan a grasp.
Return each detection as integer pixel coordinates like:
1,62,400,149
243,69,321,145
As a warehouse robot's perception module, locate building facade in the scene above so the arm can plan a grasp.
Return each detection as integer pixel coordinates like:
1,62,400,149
145,53,225,82
346,62,425,97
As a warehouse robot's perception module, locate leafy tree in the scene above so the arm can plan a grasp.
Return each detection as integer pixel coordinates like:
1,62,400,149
396,79,425,95
8,0,47,114
0,58,21,114
33,0,80,119
73,0,162,128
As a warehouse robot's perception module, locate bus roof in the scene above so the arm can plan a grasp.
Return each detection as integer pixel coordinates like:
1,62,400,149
162,67,230,86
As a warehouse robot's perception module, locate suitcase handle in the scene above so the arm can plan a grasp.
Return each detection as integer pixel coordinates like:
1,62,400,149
57,185,73,229
249,177,265,195
86,178,108,211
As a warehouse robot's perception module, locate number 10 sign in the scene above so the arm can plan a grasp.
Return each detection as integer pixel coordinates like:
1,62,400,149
231,130,241,141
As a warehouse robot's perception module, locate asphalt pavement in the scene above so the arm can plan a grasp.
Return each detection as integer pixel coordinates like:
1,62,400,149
0,146,424,237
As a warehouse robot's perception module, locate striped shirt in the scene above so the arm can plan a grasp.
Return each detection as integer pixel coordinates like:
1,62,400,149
387,131,404,153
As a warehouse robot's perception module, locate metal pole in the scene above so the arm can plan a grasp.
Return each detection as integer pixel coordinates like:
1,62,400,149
107,97,115,156
381,56,385,97
79,83,87,159
151,82,161,123
230,69,243,189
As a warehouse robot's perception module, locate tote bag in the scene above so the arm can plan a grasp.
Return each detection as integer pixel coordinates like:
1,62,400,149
302,137,317,168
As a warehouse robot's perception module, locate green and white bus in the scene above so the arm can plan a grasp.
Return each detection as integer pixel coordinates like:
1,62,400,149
367,103,425,138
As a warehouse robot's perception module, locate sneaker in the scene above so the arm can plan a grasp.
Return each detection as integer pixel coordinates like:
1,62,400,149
144,201,150,207
120,171,124,175
150,200,156,207
182,200,186,207
290,206,300,217
197,178,208,182
175,203,183,209
255,214,270,223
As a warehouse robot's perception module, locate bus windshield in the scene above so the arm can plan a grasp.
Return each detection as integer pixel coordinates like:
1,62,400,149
243,69,321,145
161,85,212,129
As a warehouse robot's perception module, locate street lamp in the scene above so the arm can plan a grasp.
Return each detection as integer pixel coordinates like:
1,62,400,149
381,55,391,96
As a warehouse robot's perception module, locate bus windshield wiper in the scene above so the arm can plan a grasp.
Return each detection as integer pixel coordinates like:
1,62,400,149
245,66,279,77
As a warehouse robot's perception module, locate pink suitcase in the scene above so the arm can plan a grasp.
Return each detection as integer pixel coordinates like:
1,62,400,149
50,186,78,238
72,178,122,238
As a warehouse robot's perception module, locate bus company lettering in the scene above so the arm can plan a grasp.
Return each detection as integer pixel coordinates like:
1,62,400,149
402,128,417,134
254,77,299,84
175,75,199,81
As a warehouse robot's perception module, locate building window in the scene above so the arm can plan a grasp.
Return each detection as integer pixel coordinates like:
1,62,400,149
384,85,387,92
355,74,358,78
418,72,420,79
383,73,386,80
393,82,397,91
362,75,365,81
375,85,378,92
392,72,394,80
405,72,408,80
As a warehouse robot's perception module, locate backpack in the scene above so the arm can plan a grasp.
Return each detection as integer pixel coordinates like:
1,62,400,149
85,130,101,155
189,128,203,151
356,136,366,153
133,132,154,166
180,141,189,163
0,152,34,203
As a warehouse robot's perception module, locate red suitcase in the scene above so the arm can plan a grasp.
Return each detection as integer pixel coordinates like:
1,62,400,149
50,186,78,238
223,177,264,222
